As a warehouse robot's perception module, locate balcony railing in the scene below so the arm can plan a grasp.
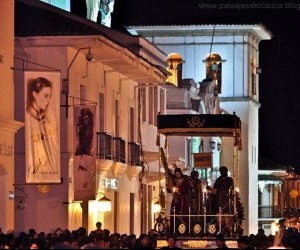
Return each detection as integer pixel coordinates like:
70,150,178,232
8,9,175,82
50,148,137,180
96,132,112,160
113,137,126,163
283,207,300,218
128,142,141,166
258,205,284,219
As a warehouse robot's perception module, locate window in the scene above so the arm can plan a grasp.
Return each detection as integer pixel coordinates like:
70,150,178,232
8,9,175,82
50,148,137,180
115,99,119,137
80,84,86,104
129,107,135,142
252,72,257,95
99,93,105,132
204,53,224,93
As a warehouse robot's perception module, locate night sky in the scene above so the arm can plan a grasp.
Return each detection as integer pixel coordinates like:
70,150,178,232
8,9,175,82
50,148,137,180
72,0,300,172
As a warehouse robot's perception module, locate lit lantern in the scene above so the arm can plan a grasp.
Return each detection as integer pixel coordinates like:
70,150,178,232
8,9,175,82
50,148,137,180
98,192,112,212
152,198,161,213
166,53,183,87
289,188,299,199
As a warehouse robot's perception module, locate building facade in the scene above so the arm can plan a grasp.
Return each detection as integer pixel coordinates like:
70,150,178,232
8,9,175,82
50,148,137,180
12,0,168,235
0,0,24,233
127,24,272,235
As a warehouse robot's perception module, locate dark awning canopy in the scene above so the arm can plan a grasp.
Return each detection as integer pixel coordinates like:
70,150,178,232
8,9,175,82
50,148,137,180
157,113,241,137
258,174,283,182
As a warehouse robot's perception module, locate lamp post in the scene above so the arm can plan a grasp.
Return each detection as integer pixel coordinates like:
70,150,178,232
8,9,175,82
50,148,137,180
153,197,161,214
98,192,111,213
62,47,93,118
210,140,221,151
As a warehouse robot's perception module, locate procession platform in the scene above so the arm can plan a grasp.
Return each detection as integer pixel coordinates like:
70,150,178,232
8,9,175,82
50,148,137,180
156,236,238,249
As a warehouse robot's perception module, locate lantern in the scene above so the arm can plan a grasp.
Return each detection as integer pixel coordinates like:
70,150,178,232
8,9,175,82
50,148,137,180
289,188,299,199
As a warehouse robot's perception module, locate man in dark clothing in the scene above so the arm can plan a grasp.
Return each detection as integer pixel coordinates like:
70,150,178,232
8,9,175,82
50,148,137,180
207,166,234,236
215,233,229,249
160,234,182,250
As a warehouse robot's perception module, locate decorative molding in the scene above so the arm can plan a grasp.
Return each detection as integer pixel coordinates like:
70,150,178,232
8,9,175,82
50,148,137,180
0,119,24,133
126,166,142,180
111,162,127,177
96,159,113,177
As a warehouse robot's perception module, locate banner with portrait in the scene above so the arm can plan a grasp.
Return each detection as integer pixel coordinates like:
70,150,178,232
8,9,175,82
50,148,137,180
73,105,96,201
24,71,61,183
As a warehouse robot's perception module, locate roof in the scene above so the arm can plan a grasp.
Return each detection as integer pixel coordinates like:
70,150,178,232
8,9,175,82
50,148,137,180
111,0,273,37
259,157,287,171
15,0,151,49
15,0,129,42
258,174,282,182
15,0,168,82
127,24,272,41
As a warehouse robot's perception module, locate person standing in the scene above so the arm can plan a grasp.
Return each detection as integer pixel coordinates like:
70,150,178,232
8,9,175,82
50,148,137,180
170,167,191,234
160,234,182,249
215,233,229,249
94,221,104,236
207,166,234,235
272,219,286,247
189,170,203,216
133,234,154,249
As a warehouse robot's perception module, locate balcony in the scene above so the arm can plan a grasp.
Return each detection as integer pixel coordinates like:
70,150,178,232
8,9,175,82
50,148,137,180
113,137,126,163
96,132,112,160
258,205,284,219
128,142,141,166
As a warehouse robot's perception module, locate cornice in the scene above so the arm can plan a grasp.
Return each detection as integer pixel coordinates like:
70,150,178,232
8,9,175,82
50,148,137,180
0,118,24,133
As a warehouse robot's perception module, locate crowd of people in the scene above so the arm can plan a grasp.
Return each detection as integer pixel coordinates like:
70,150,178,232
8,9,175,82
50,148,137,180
1,166,299,248
1,222,300,249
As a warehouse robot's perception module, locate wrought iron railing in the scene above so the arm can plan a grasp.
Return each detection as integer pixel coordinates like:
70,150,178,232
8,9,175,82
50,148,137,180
128,142,141,166
258,205,284,219
283,207,300,218
96,132,112,160
113,137,126,163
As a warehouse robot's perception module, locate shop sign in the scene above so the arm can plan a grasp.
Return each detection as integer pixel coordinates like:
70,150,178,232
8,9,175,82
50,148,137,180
193,152,212,168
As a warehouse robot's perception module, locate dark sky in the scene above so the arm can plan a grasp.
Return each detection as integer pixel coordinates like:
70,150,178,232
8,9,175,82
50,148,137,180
73,0,300,171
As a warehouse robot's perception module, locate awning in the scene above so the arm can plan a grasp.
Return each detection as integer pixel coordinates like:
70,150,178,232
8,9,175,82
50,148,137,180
142,150,159,163
157,113,241,137
258,174,283,192
258,174,283,182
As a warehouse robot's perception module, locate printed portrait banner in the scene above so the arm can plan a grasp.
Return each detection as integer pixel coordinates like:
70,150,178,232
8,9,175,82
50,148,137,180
24,71,61,183
73,105,96,201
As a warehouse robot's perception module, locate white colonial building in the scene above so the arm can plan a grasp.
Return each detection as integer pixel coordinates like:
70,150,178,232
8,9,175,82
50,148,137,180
127,24,272,235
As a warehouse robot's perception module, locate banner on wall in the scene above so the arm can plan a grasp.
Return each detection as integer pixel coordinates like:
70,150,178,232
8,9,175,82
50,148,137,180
73,105,96,201
25,71,61,183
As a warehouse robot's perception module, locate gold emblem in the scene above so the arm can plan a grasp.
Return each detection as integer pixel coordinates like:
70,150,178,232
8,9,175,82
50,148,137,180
208,223,217,234
187,116,205,128
36,184,50,193
193,223,202,234
178,223,186,234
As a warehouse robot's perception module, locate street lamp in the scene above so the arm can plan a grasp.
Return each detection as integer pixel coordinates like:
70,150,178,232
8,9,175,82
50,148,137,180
62,47,93,118
98,192,111,212
210,140,221,151
210,140,216,150
152,197,161,214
